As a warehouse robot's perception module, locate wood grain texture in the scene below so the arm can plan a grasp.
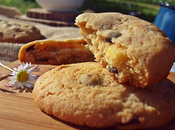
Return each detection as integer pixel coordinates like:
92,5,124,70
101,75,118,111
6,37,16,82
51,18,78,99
15,8,80,27
15,15,75,27
0,60,175,130
27,8,79,22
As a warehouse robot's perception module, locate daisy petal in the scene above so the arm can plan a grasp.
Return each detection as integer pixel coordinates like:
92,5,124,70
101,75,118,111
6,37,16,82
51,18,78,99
9,71,17,76
28,75,40,82
7,76,16,80
5,83,10,87
23,81,34,88
6,79,16,86
24,62,32,71
13,67,18,71
19,83,25,90
27,65,40,73
9,72,13,75
12,80,19,89
18,64,23,71
23,62,28,70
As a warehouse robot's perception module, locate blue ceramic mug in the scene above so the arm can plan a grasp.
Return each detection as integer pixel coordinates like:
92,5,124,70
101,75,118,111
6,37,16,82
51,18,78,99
153,3,175,46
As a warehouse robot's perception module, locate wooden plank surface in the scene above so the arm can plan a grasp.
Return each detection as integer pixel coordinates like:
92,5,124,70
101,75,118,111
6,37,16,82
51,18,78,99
15,15,75,27
26,8,79,22
0,60,175,130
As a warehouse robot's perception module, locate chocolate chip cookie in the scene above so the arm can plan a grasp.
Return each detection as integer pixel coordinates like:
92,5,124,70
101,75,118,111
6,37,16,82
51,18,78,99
75,12,175,88
32,62,175,129
0,20,42,43
19,37,94,65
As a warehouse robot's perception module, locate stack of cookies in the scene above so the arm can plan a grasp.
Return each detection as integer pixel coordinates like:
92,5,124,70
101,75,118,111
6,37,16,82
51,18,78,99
21,12,175,129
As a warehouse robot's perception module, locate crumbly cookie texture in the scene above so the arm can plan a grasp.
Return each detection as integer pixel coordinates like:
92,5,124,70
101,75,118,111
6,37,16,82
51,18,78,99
33,62,175,129
0,20,42,43
75,12,175,88
19,37,94,65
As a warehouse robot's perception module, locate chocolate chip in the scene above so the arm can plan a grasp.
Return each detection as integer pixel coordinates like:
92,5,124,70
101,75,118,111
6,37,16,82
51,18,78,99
126,117,140,125
110,31,122,38
108,65,118,74
118,116,140,126
26,45,35,52
79,74,103,86
100,30,122,43
13,23,20,27
146,24,160,32
0,32,3,37
104,38,112,43
146,25,149,29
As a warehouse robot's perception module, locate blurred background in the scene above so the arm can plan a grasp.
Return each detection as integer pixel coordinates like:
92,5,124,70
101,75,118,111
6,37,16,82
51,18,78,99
0,0,175,22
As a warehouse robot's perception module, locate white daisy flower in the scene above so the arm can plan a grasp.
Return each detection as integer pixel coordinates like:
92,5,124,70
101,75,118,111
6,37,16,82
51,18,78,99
5,62,40,90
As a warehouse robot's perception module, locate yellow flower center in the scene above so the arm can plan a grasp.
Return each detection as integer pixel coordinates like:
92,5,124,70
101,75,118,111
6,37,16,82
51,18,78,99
17,70,28,82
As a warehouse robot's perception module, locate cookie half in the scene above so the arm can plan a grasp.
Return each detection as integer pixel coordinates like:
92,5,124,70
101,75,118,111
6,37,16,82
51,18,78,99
19,37,94,65
75,12,175,88
33,62,175,129
0,20,42,43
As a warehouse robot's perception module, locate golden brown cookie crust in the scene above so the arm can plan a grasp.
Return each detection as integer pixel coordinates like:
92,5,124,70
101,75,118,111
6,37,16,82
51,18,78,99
0,20,42,43
75,12,175,88
19,37,94,65
33,62,175,129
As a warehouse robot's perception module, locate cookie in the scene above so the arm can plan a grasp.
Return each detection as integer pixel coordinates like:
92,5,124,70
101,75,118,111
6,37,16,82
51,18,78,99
0,20,42,43
33,62,175,129
75,12,175,88
19,37,94,65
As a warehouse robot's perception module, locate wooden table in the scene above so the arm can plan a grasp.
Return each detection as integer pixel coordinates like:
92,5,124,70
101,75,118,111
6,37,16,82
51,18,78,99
15,8,78,27
0,60,175,130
